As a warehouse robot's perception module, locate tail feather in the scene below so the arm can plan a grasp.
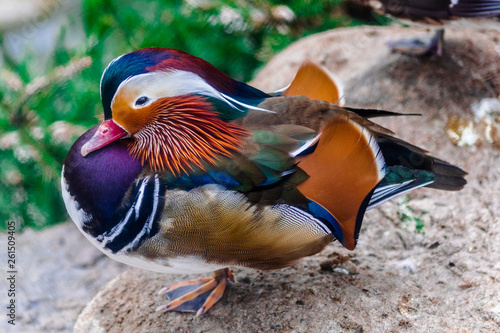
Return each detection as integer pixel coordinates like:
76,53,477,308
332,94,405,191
368,166,435,209
426,172,467,191
450,0,500,17
376,135,467,191
344,106,420,118
374,0,500,20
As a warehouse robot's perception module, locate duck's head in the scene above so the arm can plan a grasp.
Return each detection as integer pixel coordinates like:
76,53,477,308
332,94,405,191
81,48,268,174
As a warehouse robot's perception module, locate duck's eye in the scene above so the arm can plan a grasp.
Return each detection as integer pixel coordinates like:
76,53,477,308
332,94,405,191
135,96,149,106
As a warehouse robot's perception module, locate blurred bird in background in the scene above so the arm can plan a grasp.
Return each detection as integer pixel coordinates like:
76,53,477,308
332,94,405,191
360,0,500,24
350,0,500,56
62,48,466,315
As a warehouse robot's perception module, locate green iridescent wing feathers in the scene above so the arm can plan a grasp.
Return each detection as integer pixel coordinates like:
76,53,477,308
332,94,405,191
158,120,316,207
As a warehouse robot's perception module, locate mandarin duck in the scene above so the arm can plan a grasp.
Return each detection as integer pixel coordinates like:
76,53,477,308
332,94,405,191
62,47,466,315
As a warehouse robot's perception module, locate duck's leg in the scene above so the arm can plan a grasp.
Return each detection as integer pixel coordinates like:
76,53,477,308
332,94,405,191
156,268,234,315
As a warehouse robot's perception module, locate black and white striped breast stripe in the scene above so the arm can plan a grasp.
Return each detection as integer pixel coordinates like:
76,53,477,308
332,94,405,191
125,175,161,252
97,175,165,253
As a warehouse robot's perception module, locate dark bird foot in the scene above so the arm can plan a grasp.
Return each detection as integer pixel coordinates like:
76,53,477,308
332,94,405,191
156,268,234,315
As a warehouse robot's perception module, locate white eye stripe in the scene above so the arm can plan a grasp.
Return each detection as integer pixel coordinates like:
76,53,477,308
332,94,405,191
220,93,274,113
111,70,273,113
113,71,219,103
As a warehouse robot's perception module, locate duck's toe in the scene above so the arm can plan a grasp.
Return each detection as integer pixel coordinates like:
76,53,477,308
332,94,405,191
157,268,234,315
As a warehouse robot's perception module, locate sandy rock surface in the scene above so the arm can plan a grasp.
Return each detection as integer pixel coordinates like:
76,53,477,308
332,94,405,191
8,26,500,332
0,223,127,333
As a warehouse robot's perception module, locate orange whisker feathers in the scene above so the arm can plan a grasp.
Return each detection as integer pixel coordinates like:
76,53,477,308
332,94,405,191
128,95,248,175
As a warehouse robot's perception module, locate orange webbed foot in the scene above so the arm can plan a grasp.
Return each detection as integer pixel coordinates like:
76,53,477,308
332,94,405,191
156,268,234,316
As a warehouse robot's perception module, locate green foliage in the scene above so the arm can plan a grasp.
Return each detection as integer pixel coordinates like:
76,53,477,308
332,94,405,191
397,196,429,234
0,0,387,231
1,43,96,231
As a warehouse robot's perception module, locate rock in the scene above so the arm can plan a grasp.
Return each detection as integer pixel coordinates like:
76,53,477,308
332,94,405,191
74,26,499,332
0,223,127,333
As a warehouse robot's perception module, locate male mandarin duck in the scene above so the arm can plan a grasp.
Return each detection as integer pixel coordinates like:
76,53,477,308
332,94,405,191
62,47,466,315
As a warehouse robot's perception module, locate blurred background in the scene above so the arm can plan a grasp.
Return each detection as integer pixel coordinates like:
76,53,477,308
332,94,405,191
0,0,389,232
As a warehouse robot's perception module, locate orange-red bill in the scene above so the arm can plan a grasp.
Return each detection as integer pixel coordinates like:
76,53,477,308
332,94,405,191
81,119,127,157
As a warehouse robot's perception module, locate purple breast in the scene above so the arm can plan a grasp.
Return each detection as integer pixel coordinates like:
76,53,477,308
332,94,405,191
63,125,143,234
